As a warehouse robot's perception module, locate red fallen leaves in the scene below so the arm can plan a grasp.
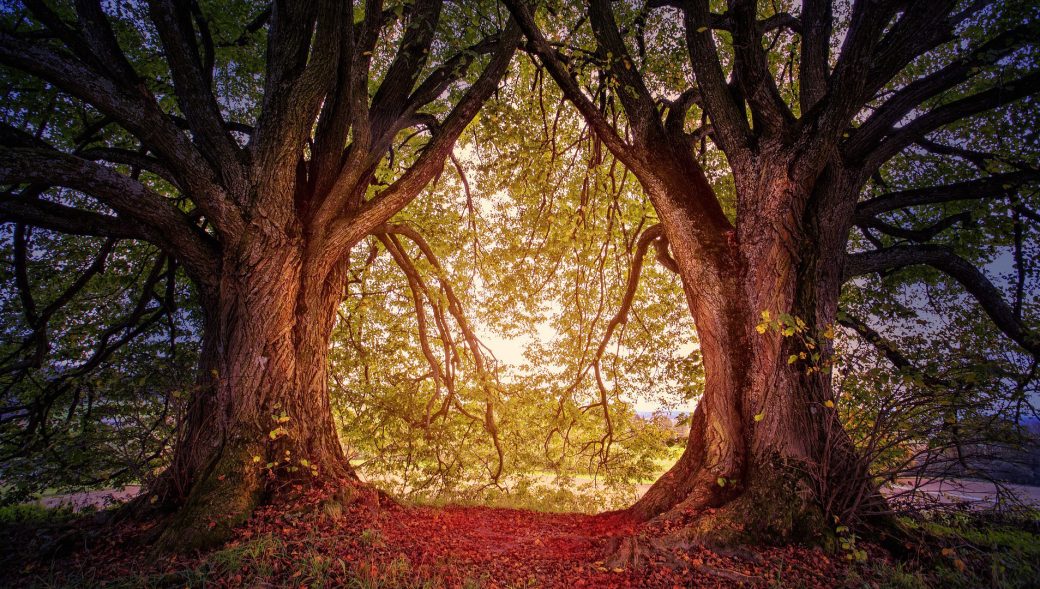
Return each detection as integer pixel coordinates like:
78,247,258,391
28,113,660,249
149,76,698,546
0,481,881,588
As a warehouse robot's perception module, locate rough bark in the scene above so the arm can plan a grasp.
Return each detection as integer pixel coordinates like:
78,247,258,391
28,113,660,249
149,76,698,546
155,232,355,551
626,155,872,545
0,1,520,552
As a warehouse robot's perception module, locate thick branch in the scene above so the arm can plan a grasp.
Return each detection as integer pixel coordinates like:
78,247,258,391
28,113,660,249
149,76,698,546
727,0,793,135
856,211,971,243
0,31,242,235
0,146,219,290
147,0,245,192
320,20,521,271
848,23,1037,159
588,0,660,139
0,194,147,240
845,245,1040,357
503,0,638,165
863,71,1040,170
680,0,751,154
855,171,1038,219
798,0,832,111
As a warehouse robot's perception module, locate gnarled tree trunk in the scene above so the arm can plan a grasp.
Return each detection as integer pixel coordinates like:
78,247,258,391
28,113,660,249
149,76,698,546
630,157,877,544
156,229,355,551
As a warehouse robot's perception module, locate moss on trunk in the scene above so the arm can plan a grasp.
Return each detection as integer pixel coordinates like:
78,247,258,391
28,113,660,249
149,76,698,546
155,439,265,553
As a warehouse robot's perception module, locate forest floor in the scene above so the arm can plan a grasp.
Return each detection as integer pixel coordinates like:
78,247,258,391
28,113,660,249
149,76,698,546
1,479,1037,588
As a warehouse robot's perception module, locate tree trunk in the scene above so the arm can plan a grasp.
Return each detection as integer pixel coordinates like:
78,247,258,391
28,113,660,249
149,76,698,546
155,230,355,551
629,159,877,544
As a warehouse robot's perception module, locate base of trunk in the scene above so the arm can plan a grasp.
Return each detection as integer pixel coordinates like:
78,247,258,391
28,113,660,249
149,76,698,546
673,460,830,546
152,435,358,552
154,439,266,553
631,454,834,548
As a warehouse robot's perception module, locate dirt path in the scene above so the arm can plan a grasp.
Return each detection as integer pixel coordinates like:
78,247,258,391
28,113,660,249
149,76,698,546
377,506,636,581
308,493,851,588
3,482,887,588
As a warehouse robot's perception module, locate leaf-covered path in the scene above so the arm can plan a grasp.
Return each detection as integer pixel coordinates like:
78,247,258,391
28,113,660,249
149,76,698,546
3,481,871,587
366,502,852,587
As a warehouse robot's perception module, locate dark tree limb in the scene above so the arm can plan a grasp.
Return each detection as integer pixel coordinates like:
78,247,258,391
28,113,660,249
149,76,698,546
503,0,639,166
680,0,752,154
587,0,660,140
863,70,1040,171
147,0,245,192
0,194,148,241
0,31,242,234
727,0,793,136
0,146,219,290
854,171,1039,219
856,211,971,243
844,245,1040,357
799,0,832,111
321,20,522,271
847,23,1037,159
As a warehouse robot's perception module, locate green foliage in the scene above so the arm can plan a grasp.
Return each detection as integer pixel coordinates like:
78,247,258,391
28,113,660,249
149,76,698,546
0,502,73,526
328,56,695,509
894,511,1040,589
0,228,199,504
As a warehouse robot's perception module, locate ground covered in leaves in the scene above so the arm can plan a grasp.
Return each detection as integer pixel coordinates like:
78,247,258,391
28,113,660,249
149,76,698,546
0,480,1031,588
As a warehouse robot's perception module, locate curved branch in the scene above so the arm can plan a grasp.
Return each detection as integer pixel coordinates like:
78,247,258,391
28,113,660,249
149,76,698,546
321,20,522,270
0,31,242,234
862,71,1040,171
503,0,639,164
0,146,219,290
0,194,147,240
848,23,1037,159
844,245,1040,357
838,312,949,389
855,171,1038,219
727,0,793,135
148,0,245,191
78,147,183,190
588,0,660,139
680,0,752,154
856,211,971,243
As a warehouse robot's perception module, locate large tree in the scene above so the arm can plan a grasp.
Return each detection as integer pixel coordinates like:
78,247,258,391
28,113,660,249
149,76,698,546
0,0,518,548
505,0,1040,542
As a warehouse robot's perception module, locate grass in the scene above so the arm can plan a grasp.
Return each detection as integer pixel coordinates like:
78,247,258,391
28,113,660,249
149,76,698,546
0,503,75,526
860,508,1040,589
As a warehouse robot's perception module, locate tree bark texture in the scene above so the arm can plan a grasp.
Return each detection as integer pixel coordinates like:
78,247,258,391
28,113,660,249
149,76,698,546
156,229,355,551
628,151,875,544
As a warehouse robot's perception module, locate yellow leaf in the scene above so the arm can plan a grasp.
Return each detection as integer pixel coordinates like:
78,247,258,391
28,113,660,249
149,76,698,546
823,400,835,408
755,323,768,334
788,355,799,364
696,26,708,32
754,412,764,422
252,455,262,463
